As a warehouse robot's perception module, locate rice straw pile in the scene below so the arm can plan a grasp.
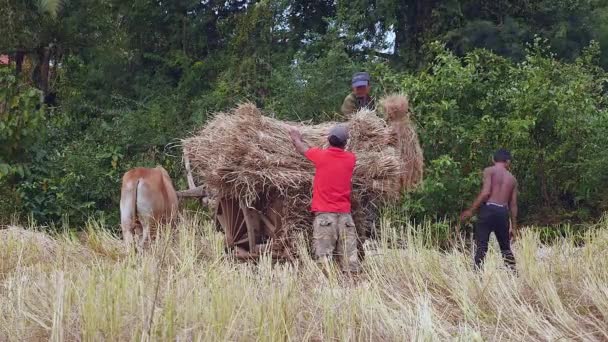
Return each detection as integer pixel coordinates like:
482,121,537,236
182,94,423,254
0,226,58,259
381,95,424,189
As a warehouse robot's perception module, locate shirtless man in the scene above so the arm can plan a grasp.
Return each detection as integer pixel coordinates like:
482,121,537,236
461,149,518,269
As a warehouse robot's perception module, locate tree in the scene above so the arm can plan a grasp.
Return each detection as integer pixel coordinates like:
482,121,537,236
0,0,116,99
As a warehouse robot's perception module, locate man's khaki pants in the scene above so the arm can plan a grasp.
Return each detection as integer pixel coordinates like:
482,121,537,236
313,212,360,273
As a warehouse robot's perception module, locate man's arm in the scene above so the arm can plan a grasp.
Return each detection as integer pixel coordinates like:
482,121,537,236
509,182,518,238
289,127,309,155
341,94,356,118
460,168,492,220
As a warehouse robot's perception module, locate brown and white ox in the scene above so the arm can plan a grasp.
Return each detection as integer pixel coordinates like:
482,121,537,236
120,166,178,251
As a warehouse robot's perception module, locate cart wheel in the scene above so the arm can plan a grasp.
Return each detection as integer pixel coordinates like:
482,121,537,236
214,197,249,250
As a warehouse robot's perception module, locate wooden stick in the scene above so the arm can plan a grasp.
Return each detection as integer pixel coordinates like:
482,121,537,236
219,199,234,246
234,246,257,259
233,236,249,245
183,154,196,190
240,201,259,252
176,186,206,198
259,212,276,238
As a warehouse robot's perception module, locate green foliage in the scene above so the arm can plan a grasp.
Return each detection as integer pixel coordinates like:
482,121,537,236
37,0,65,19
17,95,190,226
0,67,44,179
399,156,480,219
0,67,44,222
394,42,608,222
2,0,608,230
268,36,361,121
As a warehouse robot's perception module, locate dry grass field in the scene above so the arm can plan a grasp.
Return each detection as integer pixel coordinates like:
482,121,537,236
1,214,607,341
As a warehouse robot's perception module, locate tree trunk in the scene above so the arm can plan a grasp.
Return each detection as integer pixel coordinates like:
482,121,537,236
182,13,187,55
15,50,25,76
37,46,51,96
51,50,59,84
538,154,551,206
395,0,437,68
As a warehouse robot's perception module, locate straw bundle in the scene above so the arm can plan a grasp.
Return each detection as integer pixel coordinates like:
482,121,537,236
1,226,58,259
381,95,424,189
183,94,423,254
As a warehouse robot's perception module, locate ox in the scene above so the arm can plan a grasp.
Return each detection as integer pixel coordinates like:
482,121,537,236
120,166,178,251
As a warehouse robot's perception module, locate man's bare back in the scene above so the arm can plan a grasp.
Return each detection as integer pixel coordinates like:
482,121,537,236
461,163,518,227
484,165,517,206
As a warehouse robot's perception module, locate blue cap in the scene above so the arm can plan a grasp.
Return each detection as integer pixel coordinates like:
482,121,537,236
329,124,349,144
352,72,370,87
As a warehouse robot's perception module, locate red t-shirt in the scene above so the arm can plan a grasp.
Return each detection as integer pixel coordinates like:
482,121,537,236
304,147,356,213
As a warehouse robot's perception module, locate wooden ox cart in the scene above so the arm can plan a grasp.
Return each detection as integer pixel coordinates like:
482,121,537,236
177,156,292,260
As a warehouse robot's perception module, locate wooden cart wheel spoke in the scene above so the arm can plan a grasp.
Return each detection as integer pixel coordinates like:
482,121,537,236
214,196,288,258
236,208,245,243
231,199,238,229
233,236,249,245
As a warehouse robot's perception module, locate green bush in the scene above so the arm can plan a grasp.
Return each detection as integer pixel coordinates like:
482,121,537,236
0,67,44,222
392,41,608,222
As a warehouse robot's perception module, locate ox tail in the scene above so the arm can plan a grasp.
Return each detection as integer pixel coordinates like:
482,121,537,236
133,178,140,226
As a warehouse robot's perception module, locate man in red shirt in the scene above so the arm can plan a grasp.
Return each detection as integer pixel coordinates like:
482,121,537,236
289,124,359,274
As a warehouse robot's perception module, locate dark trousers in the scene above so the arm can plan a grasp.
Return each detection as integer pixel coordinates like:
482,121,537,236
474,204,516,269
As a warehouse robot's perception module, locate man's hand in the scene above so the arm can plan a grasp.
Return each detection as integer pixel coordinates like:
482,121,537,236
510,223,518,240
460,209,474,222
384,132,398,145
289,127,302,143
289,126,309,155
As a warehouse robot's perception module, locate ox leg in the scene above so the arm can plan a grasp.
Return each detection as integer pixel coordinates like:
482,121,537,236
120,178,140,252
121,224,136,251
132,224,143,253
120,202,136,252
138,217,153,251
